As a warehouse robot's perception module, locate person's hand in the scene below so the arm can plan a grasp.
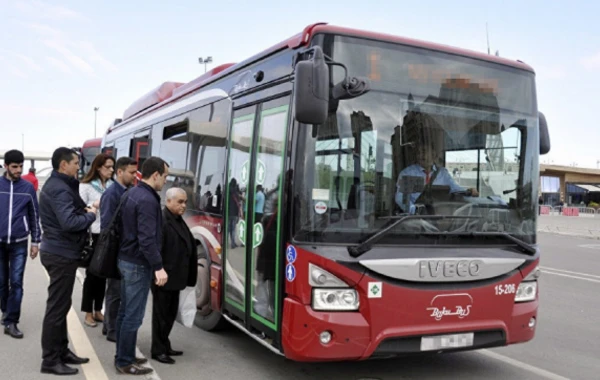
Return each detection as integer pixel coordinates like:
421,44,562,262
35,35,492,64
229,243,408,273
30,246,39,260
469,188,480,197
86,205,97,214
92,200,100,209
155,269,168,287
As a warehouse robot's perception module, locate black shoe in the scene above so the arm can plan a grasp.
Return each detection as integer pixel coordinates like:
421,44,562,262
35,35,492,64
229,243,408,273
167,348,183,356
135,357,148,365
116,364,154,375
61,349,90,365
102,326,107,336
41,363,79,376
4,324,23,339
106,334,116,343
151,354,175,364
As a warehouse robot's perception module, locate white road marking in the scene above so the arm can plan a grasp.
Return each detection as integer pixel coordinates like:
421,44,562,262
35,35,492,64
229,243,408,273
541,270,600,284
478,349,571,380
540,266,600,280
577,244,600,249
73,269,162,379
43,269,109,380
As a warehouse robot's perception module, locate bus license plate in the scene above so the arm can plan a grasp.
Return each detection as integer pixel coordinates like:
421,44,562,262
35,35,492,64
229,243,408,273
420,332,474,351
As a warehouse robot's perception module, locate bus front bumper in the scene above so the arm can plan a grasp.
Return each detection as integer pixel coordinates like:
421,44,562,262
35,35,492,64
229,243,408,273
280,298,537,362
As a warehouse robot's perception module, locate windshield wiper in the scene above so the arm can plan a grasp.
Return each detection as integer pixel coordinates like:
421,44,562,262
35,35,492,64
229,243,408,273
347,215,479,258
455,232,537,255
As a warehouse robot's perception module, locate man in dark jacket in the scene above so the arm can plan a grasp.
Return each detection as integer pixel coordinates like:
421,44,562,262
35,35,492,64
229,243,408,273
99,157,138,343
151,187,197,364
115,157,169,376
0,150,41,339
39,147,97,376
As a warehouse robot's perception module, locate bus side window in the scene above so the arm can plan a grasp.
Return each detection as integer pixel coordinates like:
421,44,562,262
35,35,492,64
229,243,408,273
160,120,190,201
187,99,230,214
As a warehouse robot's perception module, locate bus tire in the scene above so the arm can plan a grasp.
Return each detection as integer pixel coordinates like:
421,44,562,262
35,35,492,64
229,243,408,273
194,257,228,332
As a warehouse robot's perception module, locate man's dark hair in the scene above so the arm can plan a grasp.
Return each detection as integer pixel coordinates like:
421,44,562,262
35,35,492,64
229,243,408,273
115,157,138,172
4,150,24,165
140,157,169,179
51,147,78,170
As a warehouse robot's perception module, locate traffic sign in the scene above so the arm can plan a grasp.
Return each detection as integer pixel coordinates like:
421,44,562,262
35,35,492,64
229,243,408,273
286,263,296,282
286,246,297,263
237,220,246,242
253,223,264,248
256,159,266,185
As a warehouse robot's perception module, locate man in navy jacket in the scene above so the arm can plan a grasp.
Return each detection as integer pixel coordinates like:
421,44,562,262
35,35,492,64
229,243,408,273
99,156,138,343
39,147,97,376
115,156,169,376
0,150,41,339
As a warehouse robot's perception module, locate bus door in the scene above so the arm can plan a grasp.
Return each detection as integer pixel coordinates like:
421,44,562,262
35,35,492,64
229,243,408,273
223,97,290,337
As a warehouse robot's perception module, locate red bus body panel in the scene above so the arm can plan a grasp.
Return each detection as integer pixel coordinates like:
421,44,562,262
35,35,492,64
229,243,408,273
281,246,538,361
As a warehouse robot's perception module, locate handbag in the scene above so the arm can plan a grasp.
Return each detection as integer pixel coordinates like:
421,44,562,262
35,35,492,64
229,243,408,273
78,229,94,268
88,191,129,279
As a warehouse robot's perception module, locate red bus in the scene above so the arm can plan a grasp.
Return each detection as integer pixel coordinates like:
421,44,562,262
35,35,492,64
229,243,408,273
77,137,103,178
101,22,550,361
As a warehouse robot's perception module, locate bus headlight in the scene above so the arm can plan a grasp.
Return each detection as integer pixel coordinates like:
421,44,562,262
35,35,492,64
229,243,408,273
312,289,359,311
515,281,537,303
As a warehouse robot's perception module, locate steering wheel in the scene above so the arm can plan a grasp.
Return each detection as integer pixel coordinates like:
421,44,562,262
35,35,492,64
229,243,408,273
450,189,472,201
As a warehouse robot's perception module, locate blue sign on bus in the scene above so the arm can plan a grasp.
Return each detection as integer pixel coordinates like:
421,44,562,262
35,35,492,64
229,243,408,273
286,245,297,264
286,263,296,282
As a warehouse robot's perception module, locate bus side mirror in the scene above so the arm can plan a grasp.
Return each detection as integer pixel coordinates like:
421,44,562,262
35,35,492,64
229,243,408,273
539,111,550,155
293,46,329,125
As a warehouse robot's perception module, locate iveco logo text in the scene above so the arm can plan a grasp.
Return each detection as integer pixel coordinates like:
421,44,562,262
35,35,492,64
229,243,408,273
419,260,483,279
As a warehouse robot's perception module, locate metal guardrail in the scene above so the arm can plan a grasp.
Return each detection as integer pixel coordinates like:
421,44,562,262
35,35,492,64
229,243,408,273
541,205,600,217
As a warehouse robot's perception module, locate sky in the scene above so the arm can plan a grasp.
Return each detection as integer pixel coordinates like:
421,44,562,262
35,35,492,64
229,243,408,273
1,0,599,169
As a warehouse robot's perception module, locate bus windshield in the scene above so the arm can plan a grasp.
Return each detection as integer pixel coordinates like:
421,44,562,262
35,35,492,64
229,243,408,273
293,35,539,246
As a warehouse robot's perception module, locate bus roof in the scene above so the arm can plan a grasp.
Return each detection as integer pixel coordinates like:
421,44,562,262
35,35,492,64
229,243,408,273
107,22,535,136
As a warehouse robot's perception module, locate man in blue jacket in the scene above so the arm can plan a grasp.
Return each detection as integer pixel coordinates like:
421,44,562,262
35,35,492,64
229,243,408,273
115,156,169,376
99,156,138,343
0,150,41,339
39,147,97,376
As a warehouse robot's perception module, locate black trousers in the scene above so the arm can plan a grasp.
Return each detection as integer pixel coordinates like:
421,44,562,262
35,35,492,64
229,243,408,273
81,234,106,313
103,278,121,337
40,252,79,366
151,286,179,356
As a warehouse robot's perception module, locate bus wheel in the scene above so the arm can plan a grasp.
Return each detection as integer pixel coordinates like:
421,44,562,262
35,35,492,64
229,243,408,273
194,257,228,331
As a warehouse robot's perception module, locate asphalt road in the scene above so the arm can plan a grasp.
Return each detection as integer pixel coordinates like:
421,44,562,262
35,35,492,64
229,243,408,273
0,232,597,380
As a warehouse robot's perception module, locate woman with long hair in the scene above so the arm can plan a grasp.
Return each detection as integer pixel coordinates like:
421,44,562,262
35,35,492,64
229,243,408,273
79,153,115,327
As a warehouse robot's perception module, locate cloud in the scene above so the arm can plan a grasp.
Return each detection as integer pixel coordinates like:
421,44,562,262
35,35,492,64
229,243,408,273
0,56,29,78
76,41,118,72
14,0,85,21
0,49,42,72
43,40,94,74
46,56,72,74
14,52,43,72
581,52,600,70
21,22,64,38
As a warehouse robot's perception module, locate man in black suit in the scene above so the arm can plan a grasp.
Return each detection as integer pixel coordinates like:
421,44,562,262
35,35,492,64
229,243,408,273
151,187,197,364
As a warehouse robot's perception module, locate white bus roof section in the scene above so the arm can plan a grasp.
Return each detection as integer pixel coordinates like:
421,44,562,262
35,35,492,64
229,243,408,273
103,88,229,143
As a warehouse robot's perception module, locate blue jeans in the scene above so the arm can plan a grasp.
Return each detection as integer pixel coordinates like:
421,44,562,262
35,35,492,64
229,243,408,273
0,242,28,326
115,260,152,368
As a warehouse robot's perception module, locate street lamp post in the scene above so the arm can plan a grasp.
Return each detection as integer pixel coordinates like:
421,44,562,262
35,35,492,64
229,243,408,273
94,107,99,137
199,56,213,73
